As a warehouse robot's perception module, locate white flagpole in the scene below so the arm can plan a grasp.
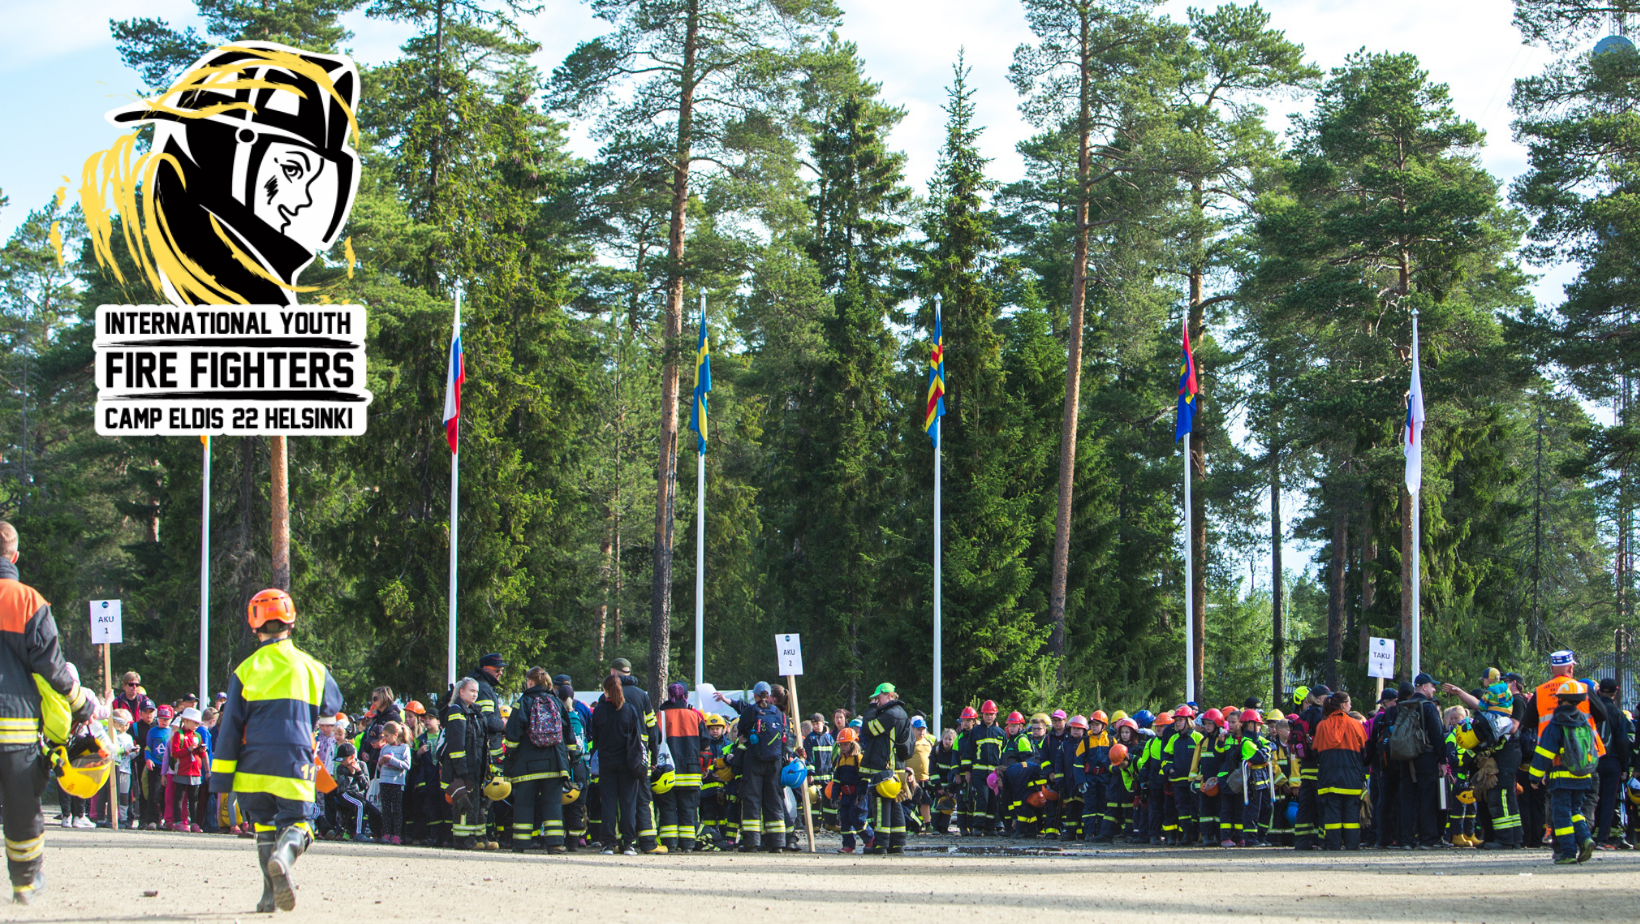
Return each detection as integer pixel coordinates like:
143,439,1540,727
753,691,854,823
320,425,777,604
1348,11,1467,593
1184,444,1195,704
200,436,211,701
934,422,943,741
1410,309,1422,677
696,295,707,691
447,289,461,689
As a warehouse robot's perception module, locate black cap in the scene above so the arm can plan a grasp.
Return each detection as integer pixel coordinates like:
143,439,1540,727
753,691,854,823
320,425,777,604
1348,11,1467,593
552,673,571,686
180,692,199,702
1379,688,1400,703
479,653,508,669
1397,682,1415,700
1502,672,1525,684
1599,678,1619,694
1243,696,1262,710
1311,684,1332,699
1413,672,1437,687
336,743,356,758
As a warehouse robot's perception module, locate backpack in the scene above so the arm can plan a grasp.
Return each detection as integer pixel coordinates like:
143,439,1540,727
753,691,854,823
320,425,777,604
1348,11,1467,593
527,693,563,748
1559,720,1597,776
751,702,787,761
1388,700,1430,762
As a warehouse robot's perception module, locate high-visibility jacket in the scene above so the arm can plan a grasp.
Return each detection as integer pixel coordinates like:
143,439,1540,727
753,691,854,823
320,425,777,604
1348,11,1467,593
960,721,1005,773
0,558,85,747
210,636,343,800
1533,678,1605,758
805,730,835,781
1313,711,1366,797
1164,729,1203,782
658,701,705,787
1529,709,1598,788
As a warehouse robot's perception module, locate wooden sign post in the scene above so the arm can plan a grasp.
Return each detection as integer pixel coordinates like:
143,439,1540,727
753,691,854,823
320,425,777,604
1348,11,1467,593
91,600,123,830
777,634,814,853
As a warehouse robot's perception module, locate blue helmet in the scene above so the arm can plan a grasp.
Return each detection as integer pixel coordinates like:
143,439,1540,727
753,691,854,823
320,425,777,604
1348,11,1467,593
753,681,772,696
1133,709,1155,730
780,758,809,788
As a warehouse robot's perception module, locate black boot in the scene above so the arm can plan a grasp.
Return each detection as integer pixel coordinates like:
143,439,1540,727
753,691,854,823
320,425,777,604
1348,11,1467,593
256,831,277,913
266,826,309,912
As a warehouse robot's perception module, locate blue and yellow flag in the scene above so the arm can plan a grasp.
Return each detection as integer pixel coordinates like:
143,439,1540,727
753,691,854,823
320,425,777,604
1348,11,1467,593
1175,319,1198,442
689,306,711,455
925,301,946,447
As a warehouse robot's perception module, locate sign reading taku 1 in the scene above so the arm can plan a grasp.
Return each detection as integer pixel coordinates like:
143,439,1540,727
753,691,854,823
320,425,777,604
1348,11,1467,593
1368,637,1396,680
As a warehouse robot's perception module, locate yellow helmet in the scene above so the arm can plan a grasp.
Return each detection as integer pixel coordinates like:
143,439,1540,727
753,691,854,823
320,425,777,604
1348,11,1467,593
1456,789,1477,804
874,775,902,800
482,778,512,801
1264,709,1284,723
704,713,727,728
1455,725,1480,751
651,769,675,795
499,704,512,720
50,747,112,799
561,785,581,805
1110,710,1128,724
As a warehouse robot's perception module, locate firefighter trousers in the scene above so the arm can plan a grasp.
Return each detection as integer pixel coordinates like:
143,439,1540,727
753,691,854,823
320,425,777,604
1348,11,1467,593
509,775,565,848
738,758,785,850
656,785,700,848
1,747,47,895
869,791,907,852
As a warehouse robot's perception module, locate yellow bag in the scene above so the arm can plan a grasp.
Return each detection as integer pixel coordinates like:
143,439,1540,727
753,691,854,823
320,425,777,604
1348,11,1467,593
33,675,73,746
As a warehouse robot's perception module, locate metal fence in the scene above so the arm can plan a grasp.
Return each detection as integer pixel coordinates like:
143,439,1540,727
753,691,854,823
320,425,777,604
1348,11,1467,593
1569,651,1637,714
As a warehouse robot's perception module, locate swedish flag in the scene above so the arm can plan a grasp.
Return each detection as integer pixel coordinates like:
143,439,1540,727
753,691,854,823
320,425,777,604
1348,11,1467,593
689,306,711,455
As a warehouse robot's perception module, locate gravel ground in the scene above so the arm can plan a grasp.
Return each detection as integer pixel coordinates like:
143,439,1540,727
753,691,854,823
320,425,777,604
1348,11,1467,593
8,827,1640,924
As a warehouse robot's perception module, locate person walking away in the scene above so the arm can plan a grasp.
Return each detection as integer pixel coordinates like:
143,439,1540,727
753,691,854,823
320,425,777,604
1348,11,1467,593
1314,693,1367,850
211,588,343,913
0,522,96,904
441,679,490,850
1528,679,1601,865
1390,674,1448,849
716,682,789,852
501,668,573,853
860,682,912,855
554,681,590,850
590,673,646,855
375,722,411,845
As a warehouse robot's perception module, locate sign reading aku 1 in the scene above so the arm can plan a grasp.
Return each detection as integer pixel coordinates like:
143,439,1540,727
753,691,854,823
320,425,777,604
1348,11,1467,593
81,40,371,437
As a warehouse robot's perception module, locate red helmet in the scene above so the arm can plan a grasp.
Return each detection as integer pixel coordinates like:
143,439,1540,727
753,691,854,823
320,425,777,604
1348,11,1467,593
1202,708,1225,729
980,700,998,715
1174,705,1196,719
960,706,978,720
1006,711,1025,725
247,588,296,629
1240,708,1263,725
1113,717,1138,732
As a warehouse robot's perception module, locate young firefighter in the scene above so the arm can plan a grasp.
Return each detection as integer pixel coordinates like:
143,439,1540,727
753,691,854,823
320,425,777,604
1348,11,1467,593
1144,711,1173,844
1268,715,1296,845
1443,707,1477,847
960,702,1004,836
212,589,343,913
1041,711,1069,837
831,728,865,853
1163,707,1201,845
502,667,575,853
1057,716,1088,840
805,713,836,832
1230,709,1275,846
1196,709,1227,847
1080,711,1112,840
697,713,731,849
1098,718,1141,842
1528,679,1600,865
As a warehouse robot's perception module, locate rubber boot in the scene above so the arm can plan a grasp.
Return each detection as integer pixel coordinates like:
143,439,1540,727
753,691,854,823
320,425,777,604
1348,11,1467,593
256,832,277,913
266,826,309,912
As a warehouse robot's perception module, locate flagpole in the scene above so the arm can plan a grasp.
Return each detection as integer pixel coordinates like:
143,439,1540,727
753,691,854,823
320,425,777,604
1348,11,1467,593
1184,441,1195,704
695,297,707,692
1410,309,1421,677
934,422,942,741
200,435,210,702
447,289,461,689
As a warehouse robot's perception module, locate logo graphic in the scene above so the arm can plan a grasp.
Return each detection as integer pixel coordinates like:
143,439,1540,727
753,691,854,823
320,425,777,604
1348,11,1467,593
85,42,371,436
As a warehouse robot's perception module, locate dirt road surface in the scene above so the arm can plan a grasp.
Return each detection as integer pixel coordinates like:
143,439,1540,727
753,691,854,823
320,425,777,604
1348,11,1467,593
7,829,1639,924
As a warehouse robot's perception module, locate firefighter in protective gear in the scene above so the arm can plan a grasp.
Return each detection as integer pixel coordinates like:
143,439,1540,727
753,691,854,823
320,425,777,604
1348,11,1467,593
1312,693,1366,850
1137,712,1168,843
1100,718,1142,842
697,712,733,849
656,683,705,851
464,654,508,843
0,522,95,905
1194,709,1228,845
860,683,912,854
1055,716,1088,840
1079,712,1114,842
442,679,489,850
805,712,837,831
960,702,1004,835
951,705,978,833
502,668,575,852
212,587,343,913
1163,707,1201,844
718,682,788,852
1528,678,1599,864
1041,711,1070,837
1293,684,1328,849
1223,709,1275,846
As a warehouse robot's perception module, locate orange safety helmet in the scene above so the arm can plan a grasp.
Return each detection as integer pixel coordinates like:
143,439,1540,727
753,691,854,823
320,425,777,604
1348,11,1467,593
1088,710,1109,725
1006,711,1025,726
1026,788,1049,808
837,727,858,743
960,706,979,720
980,700,998,715
247,589,296,629
1154,711,1173,726
1108,743,1129,766
405,701,426,716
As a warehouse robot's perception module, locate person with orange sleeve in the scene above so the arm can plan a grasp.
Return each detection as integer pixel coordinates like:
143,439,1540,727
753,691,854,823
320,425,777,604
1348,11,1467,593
1313,692,1368,850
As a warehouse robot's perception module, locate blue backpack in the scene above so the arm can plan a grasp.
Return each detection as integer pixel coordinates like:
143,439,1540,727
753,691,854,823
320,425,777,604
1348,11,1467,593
751,702,787,762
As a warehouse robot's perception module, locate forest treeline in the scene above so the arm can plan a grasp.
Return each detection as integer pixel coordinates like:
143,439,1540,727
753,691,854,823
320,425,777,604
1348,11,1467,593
1,0,1634,718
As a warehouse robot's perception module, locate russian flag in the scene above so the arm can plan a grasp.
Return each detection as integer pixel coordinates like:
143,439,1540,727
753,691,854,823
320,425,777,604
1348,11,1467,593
443,331,464,454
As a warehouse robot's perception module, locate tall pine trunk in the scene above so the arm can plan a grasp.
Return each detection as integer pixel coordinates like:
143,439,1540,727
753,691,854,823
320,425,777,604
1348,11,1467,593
649,1,700,692
1269,401,1283,707
1327,483,1347,690
1047,12,1093,674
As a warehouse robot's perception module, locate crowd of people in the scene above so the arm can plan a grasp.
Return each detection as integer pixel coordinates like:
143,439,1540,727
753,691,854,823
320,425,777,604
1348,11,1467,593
4,511,1640,910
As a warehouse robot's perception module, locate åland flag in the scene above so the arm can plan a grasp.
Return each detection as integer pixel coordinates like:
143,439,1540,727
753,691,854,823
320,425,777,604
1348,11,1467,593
443,328,464,454
689,308,711,454
1174,320,1198,442
925,302,946,446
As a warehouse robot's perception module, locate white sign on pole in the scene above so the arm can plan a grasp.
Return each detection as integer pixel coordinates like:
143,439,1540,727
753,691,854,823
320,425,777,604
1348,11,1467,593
90,599,123,645
1367,636,1395,679
776,633,804,676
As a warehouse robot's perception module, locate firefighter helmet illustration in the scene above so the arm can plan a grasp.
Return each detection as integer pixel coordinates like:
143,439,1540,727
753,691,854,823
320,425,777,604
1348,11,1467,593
84,42,360,306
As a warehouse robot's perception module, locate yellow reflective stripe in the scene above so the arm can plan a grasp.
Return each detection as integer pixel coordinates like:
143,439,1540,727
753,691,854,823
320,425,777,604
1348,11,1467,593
645,711,657,727
233,772,316,801
503,739,519,749
1528,765,1546,778
213,759,237,775
868,719,885,736
448,750,467,758
1554,825,1574,836
1535,746,1556,760
0,729,37,745
4,836,44,862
